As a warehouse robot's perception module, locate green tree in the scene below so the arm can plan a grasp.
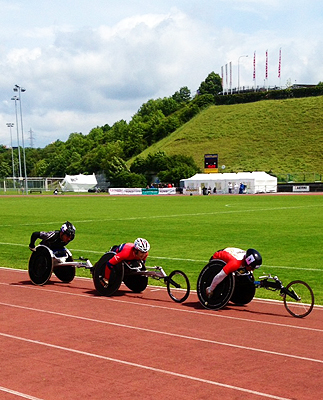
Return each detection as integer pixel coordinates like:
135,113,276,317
66,152,83,174
172,86,191,103
30,159,49,177
112,170,147,188
198,71,222,96
0,161,11,178
158,164,197,186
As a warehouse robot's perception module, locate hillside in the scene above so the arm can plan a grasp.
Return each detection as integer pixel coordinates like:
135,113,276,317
131,96,323,178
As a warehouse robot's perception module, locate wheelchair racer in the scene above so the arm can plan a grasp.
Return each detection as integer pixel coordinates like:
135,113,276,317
206,247,262,297
105,238,150,280
29,221,76,252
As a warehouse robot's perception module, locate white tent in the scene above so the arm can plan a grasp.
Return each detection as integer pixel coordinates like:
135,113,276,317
180,171,277,194
60,174,97,192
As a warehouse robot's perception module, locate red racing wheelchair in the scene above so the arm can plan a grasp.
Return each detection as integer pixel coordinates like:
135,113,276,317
92,251,190,303
197,259,314,318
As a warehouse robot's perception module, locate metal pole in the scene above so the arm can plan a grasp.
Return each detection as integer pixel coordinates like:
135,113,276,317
11,96,22,180
14,85,28,195
6,123,16,189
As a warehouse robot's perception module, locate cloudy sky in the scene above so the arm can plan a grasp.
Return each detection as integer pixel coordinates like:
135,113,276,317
1,0,322,148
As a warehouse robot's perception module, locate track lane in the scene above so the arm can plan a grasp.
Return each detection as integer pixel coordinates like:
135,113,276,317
1,268,322,400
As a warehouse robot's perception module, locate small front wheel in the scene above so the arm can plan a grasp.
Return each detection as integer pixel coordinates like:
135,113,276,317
166,270,190,303
283,280,314,318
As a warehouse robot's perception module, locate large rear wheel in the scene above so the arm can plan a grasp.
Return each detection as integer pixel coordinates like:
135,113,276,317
53,265,76,283
93,252,124,296
123,261,148,293
28,246,53,286
197,260,235,310
230,272,256,305
53,251,75,283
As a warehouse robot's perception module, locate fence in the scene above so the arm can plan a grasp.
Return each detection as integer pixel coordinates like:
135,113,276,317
0,177,64,194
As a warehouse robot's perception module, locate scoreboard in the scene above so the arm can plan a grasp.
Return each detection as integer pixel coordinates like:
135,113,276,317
204,154,218,173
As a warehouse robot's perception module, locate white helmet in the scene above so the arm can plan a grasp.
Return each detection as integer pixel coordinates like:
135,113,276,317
134,238,150,253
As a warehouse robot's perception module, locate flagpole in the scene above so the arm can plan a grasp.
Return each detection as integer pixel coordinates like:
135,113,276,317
253,51,256,91
278,48,282,88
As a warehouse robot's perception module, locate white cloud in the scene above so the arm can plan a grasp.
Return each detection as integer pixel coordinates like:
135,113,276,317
1,1,323,147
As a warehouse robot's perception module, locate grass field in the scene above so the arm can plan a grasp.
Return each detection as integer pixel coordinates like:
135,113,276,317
129,96,323,177
1,193,322,305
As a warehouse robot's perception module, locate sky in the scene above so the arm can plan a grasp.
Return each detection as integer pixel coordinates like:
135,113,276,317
1,0,323,148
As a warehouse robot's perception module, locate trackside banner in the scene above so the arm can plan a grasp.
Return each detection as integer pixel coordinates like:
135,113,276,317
292,185,310,192
108,188,176,195
108,188,142,195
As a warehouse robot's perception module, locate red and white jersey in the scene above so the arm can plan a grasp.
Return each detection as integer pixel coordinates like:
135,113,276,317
108,243,148,266
211,247,246,274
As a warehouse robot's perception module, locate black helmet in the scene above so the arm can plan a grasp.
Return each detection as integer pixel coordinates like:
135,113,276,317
60,221,76,239
245,248,262,270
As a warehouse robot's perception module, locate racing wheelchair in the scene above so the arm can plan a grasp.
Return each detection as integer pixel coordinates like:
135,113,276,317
92,251,190,303
197,260,315,318
28,245,93,285
28,246,190,303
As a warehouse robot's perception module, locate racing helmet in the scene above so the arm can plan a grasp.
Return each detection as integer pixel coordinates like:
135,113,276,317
245,248,262,270
60,221,76,240
134,238,150,253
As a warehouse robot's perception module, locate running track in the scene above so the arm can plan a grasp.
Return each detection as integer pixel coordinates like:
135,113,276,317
0,268,322,400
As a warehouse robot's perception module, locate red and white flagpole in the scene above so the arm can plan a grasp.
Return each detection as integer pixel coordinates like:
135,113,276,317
253,51,256,90
278,48,282,88
265,50,269,89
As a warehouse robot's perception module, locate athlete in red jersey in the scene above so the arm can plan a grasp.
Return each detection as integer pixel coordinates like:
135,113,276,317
105,238,150,279
206,247,262,297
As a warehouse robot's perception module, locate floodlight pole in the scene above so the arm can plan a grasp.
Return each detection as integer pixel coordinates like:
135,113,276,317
6,122,16,189
11,96,22,181
13,85,28,194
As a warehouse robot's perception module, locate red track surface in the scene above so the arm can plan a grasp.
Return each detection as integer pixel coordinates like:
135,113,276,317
1,267,322,400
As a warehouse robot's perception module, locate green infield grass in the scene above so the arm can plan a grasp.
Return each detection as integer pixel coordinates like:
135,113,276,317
0,193,322,305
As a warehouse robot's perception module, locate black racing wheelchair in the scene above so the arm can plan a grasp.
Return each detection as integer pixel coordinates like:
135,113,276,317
92,251,190,303
197,260,314,318
28,245,93,285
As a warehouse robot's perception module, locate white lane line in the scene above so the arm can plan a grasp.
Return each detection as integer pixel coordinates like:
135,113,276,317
1,281,321,333
0,386,43,400
1,302,322,364
0,332,293,400
0,203,322,228
1,253,323,273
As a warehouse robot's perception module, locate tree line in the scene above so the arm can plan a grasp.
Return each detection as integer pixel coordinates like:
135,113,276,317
2,72,321,188
0,72,222,187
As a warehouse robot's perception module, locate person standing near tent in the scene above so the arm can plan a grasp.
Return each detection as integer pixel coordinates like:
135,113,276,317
29,221,76,252
228,182,233,194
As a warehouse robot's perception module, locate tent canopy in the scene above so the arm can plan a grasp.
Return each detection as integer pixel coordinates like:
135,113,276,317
60,174,97,192
180,171,277,194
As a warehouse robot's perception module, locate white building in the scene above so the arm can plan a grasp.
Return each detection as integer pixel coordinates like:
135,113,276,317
180,171,277,194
